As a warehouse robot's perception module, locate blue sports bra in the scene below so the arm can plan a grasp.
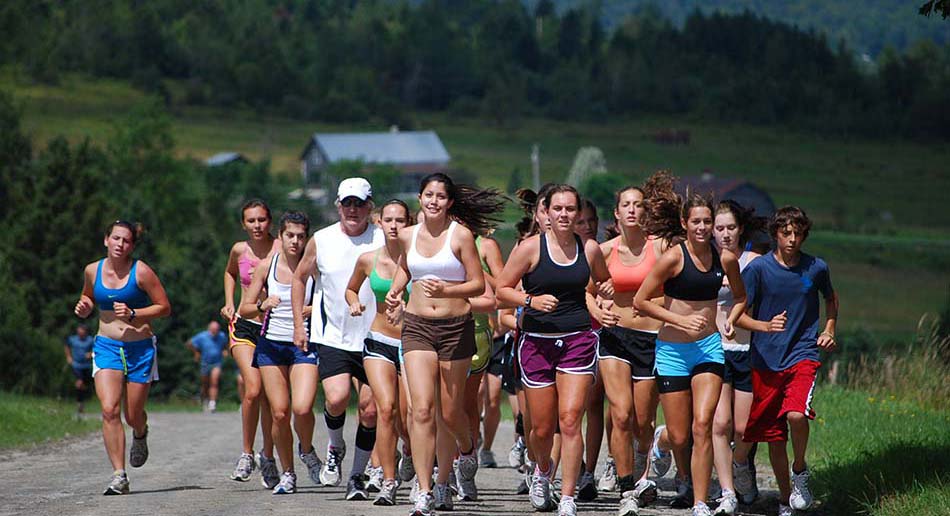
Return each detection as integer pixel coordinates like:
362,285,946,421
94,260,151,311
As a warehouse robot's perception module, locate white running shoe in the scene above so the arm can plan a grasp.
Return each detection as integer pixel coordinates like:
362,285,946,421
410,490,435,516
479,448,497,468
129,426,149,468
375,478,399,506
714,490,738,515
733,460,758,503
367,465,384,493
633,478,658,505
259,453,280,489
530,467,553,511
651,426,672,477
509,436,527,468
434,482,454,510
272,471,296,494
576,470,598,501
778,504,793,516
103,471,129,495
692,501,712,516
399,451,416,482
456,452,479,500
558,496,578,516
346,474,369,501
299,445,324,486
790,467,814,510
320,444,346,486
598,456,618,492
409,477,422,503
617,489,641,516
230,452,256,482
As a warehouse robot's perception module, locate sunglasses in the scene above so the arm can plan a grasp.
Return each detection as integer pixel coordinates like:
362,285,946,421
340,198,368,208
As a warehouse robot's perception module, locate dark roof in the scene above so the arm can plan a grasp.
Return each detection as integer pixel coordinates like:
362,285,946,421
205,152,248,166
676,173,776,217
301,131,450,165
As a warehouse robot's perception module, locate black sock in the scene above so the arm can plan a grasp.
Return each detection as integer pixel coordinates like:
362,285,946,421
618,474,637,493
515,413,524,436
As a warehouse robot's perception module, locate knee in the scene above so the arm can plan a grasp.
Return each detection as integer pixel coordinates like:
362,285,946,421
667,425,691,450
360,407,378,426
291,404,313,419
692,417,714,442
243,382,261,400
611,407,635,432
733,420,748,440
786,411,807,426
325,394,348,415
101,403,121,423
377,403,397,425
532,421,555,442
559,414,583,438
271,407,291,425
413,404,436,426
713,414,733,438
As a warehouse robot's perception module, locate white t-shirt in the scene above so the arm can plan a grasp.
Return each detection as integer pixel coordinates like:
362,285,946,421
309,222,384,352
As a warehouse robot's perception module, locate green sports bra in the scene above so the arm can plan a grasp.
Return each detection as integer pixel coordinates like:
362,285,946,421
370,249,408,305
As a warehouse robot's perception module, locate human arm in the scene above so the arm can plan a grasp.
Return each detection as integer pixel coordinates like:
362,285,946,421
496,236,558,312
817,267,839,351
186,338,201,363
346,253,371,316
239,259,278,318
221,243,241,320
480,237,506,290
292,239,318,348
469,280,496,314
74,263,96,319
64,340,74,366
719,249,747,340
113,262,171,323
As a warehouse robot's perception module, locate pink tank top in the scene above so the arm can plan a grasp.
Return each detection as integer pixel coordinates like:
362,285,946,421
237,243,260,288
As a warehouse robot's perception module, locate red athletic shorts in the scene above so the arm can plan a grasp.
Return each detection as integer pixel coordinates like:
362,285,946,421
743,359,820,443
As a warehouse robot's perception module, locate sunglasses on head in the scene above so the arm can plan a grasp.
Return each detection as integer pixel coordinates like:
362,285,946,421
340,197,368,208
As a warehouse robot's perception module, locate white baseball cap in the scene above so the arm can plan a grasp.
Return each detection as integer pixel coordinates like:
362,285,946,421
337,177,373,201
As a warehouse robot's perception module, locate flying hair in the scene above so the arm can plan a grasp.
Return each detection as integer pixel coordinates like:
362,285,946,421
419,173,508,236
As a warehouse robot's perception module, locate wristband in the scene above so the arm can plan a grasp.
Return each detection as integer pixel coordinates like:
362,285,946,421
129,308,136,322
256,300,265,312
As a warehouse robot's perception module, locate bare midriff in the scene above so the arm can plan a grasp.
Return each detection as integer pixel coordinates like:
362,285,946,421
98,311,153,341
406,280,471,319
611,290,664,332
657,297,719,343
371,303,402,339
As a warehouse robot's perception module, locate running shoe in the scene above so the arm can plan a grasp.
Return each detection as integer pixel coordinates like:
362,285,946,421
634,449,649,479
299,444,324,486
434,482,454,511
447,462,459,496
479,448,497,468
671,476,693,509
346,474,369,501
576,470,598,501
103,471,129,495
374,478,399,506
399,450,416,482
617,490,641,516
524,460,535,493
367,465,384,493
714,490,738,515
320,444,346,486
457,452,479,500
651,426,672,477
733,460,758,503
509,436,527,468
530,468,553,511
790,466,814,510
558,496,578,516
598,456,618,492
410,490,435,516
778,504,793,516
692,501,712,516
632,478,658,505
208,400,217,413
129,426,149,468
551,478,562,503
516,477,529,495
259,453,280,489
230,452,256,482
409,477,421,503
272,471,296,494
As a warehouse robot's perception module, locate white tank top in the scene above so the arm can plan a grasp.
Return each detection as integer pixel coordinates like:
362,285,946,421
309,222,385,352
407,221,466,282
717,250,756,351
264,253,314,342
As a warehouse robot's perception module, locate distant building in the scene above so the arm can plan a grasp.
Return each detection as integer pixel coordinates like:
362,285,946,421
677,172,776,248
205,152,249,167
299,130,451,194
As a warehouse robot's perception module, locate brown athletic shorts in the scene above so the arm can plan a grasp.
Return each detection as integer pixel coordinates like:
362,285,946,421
402,312,476,362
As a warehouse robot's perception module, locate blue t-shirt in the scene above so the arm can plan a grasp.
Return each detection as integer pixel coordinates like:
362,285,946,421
66,335,95,369
190,330,228,365
742,252,834,372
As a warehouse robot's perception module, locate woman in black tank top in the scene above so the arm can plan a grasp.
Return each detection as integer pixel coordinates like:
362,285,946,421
632,172,747,515
496,185,613,513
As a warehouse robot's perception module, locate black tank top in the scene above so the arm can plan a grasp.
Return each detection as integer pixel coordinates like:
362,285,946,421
522,233,592,333
663,242,724,301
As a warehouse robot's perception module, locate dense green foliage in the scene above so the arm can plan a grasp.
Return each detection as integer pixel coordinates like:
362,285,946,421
551,0,950,56
2,1,948,137
0,92,303,397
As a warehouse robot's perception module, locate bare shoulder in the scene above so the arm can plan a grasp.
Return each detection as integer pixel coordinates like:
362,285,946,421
584,236,604,257
600,236,618,257
134,260,161,284
480,236,501,253
720,247,739,266
453,223,475,244
229,241,246,257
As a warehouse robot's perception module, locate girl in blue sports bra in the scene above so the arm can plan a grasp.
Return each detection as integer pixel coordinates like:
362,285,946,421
633,172,747,516
74,221,171,496
345,199,413,505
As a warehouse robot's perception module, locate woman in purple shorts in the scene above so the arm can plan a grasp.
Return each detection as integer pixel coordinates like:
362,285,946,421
497,184,613,516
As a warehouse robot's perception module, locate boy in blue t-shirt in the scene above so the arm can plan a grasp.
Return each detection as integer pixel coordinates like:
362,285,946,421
736,206,838,516
187,321,229,412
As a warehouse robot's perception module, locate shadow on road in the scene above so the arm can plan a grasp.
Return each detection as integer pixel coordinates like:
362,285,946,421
132,485,213,495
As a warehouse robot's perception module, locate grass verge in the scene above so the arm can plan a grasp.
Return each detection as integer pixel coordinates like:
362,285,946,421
0,392,100,449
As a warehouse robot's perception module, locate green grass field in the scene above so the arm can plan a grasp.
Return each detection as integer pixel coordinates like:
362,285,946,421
0,392,100,449
4,70,949,338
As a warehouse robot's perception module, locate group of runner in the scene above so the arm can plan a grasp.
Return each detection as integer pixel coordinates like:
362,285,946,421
74,170,838,516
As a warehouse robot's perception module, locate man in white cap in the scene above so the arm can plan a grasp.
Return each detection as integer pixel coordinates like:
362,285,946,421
292,177,384,499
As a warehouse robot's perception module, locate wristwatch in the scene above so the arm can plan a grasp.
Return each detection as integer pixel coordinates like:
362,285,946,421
129,308,136,322
524,295,532,308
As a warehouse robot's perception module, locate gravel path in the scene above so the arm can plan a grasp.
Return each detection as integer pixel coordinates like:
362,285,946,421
0,410,781,516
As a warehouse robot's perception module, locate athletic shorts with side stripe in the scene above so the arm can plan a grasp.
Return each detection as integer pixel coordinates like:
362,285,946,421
363,331,401,375
93,335,159,384
229,317,261,348
744,359,820,443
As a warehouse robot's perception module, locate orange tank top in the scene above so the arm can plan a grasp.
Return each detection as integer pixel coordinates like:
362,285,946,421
608,237,659,293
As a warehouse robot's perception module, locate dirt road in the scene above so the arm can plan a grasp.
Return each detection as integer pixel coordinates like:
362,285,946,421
0,411,779,516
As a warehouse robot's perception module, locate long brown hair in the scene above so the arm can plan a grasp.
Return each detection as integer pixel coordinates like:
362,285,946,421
419,173,507,236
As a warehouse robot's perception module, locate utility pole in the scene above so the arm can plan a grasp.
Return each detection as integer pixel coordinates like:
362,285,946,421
531,144,540,190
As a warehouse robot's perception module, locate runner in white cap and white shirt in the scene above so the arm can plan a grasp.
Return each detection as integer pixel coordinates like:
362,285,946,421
292,177,385,500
